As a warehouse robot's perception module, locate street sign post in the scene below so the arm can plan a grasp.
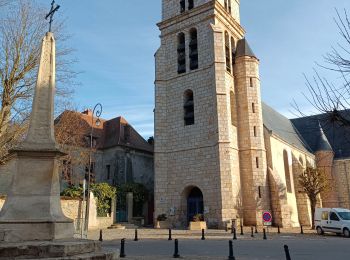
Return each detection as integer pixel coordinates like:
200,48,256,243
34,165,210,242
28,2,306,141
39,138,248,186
262,211,272,226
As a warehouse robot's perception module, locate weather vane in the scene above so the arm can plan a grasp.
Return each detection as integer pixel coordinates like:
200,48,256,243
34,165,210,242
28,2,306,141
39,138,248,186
45,0,60,32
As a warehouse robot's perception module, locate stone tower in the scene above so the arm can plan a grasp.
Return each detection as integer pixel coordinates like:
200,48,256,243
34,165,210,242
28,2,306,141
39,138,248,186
155,0,269,228
234,39,270,225
315,122,339,207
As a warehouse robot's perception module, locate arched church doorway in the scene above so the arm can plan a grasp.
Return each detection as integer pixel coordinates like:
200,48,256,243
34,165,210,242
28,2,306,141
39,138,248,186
187,187,204,222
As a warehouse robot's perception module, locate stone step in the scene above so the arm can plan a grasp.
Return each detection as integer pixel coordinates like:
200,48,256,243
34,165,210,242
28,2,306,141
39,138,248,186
108,223,139,230
0,240,102,259
26,251,118,260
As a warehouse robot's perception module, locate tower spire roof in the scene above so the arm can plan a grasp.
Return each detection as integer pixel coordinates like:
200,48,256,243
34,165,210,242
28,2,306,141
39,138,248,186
316,121,333,152
235,38,256,59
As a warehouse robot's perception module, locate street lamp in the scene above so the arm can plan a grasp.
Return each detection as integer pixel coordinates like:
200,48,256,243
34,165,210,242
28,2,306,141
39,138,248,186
84,103,103,237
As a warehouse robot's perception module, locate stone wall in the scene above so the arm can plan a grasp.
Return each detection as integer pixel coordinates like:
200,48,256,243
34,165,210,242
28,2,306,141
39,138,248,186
0,195,113,231
265,132,314,227
161,0,240,22
0,158,15,195
333,159,350,209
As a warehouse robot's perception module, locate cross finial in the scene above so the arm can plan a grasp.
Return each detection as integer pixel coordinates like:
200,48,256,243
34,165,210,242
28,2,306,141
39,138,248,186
45,0,60,32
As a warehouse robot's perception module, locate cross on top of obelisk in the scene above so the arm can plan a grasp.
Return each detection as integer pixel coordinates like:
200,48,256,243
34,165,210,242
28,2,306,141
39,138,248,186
45,0,60,32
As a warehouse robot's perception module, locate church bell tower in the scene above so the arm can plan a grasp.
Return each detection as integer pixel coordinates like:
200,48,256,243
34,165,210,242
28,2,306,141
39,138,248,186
154,0,269,228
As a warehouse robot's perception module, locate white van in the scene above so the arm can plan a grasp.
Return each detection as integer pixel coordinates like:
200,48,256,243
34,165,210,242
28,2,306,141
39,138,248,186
315,208,350,237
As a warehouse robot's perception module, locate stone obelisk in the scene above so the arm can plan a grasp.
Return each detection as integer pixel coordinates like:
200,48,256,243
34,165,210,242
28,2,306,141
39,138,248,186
0,32,74,242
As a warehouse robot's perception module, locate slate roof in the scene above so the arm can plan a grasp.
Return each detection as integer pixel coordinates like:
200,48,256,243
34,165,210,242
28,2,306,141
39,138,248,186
315,122,333,152
56,110,153,154
236,38,256,59
262,103,311,153
291,110,350,159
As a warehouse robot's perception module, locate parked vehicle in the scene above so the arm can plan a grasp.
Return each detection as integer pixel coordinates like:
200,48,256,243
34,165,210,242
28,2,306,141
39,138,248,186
315,208,350,237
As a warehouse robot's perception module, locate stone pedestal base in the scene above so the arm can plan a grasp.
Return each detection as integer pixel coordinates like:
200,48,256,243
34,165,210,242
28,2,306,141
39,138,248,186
0,221,74,242
0,239,118,259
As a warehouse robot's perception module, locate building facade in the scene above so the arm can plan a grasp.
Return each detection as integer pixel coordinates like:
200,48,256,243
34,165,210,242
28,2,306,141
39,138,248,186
154,0,350,229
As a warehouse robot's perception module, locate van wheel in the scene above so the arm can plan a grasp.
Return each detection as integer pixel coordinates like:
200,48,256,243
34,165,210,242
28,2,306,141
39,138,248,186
316,227,324,235
343,228,350,238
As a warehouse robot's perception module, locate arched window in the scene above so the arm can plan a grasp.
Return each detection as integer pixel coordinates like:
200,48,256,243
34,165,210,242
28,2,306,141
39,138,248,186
224,0,228,10
177,33,186,74
231,37,235,67
283,150,292,193
189,28,198,70
228,0,232,13
180,0,185,13
225,32,231,73
188,0,194,10
184,90,194,126
230,91,237,126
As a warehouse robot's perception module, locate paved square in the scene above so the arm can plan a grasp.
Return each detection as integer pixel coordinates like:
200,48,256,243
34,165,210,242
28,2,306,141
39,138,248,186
88,228,350,259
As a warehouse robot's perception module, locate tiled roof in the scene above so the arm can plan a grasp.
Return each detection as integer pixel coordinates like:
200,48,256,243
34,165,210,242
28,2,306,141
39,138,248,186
236,38,256,59
291,110,350,159
55,110,153,153
262,102,311,153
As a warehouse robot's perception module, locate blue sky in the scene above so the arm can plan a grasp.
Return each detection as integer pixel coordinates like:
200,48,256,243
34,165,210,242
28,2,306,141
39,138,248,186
37,0,350,138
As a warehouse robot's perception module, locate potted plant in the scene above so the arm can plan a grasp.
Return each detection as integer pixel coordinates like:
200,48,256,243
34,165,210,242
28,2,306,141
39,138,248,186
189,214,207,231
155,214,170,229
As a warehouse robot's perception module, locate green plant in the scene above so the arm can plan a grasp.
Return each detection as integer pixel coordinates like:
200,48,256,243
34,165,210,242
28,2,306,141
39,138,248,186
116,183,149,217
192,214,204,222
157,214,167,221
60,185,83,198
90,183,117,217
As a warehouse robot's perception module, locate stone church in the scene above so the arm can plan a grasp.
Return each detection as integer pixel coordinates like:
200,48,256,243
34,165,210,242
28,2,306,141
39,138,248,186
154,0,350,229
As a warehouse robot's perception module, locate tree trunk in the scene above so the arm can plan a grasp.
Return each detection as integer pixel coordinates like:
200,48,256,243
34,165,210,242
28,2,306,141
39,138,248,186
310,197,317,229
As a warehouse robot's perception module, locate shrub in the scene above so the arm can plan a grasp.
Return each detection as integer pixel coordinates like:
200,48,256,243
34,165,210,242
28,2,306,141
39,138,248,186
157,214,167,221
60,185,83,198
192,214,204,222
90,183,117,217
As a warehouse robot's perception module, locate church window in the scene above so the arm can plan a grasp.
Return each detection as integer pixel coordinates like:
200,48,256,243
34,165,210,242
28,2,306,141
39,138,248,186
184,90,194,126
253,126,257,137
283,150,292,193
180,0,185,13
224,0,228,11
250,77,254,87
225,32,231,73
252,103,256,113
258,186,262,198
230,91,237,126
256,157,259,168
228,0,232,13
188,0,194,10
177,33,186,74
231,37,235,67
189,28,198,70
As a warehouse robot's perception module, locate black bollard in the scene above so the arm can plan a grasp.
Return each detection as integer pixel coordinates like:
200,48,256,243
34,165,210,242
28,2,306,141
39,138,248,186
168,228,172,241
300,225,304,234
228,240,236,260
233,227,237,240
120,239,126,258
251,227,254,238
134,229,139,241
99,229,103,242
278,225,281,234
284,245,291,260
201,229,206,240
173,239,180,258
240,225,244,235
263,228,267,240
255,225,258,234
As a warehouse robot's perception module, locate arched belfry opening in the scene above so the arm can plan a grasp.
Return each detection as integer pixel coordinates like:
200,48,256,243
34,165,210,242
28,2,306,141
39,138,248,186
186,187,204,222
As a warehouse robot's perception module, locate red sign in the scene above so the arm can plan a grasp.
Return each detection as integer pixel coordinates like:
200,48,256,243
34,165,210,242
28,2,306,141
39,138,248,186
262,211,272,225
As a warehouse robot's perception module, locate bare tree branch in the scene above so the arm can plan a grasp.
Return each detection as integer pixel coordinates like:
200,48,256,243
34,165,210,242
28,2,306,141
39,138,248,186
0,0,78,165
